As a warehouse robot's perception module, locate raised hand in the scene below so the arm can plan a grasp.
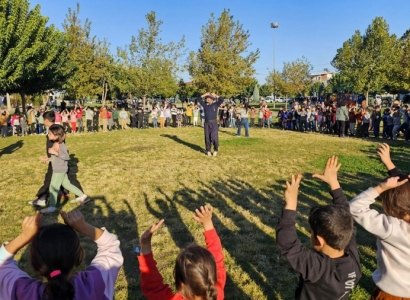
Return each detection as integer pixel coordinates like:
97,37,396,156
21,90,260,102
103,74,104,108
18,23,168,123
193,206,214,231
140,219,165,255
21,211,43,242
284,174,302,211
377,143,395,170
312,155,341,190
375,176,409,194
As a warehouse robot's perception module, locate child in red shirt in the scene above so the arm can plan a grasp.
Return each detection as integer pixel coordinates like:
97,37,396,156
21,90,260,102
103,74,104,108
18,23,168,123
138,206,226,300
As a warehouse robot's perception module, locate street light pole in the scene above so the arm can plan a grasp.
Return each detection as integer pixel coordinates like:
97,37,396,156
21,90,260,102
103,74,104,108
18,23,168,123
270,22,278,108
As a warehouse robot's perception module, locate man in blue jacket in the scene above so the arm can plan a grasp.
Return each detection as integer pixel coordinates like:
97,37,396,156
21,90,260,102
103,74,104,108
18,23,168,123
197,93,224,156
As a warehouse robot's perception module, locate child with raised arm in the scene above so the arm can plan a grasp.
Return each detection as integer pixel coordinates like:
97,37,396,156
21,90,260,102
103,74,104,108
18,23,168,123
0,209,123,300
276,156,361,300
349,143,410,299
138,206,226,300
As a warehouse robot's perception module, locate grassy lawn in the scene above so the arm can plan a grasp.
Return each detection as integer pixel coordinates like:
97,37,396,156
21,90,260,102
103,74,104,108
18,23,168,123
1,126,409,299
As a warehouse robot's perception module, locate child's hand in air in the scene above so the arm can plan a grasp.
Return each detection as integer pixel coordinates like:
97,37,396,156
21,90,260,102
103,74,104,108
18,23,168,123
375,176,409,194
377,143,395,170
139,219,165,255
284,174,302,211
193,206,214,231
312,155,341,190
21,211,43,242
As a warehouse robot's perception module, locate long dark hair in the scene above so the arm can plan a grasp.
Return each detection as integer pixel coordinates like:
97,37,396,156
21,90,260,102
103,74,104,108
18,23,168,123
174,244,218,300
30,224,85,300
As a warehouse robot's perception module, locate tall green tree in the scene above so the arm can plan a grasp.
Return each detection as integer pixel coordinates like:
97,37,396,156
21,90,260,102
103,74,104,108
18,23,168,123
188,9,259,97
332,17,399,99
267,57,312,98
389,29,410,93
63,3,111,100
0,0,70,112
327,73,352,93
118,11,185,105
259,84,271,97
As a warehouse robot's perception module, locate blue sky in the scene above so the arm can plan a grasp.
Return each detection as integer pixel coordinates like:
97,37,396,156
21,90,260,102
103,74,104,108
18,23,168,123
33,0,410,84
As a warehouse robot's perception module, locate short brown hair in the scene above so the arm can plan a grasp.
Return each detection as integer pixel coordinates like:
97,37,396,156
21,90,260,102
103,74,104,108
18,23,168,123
380,180,410,220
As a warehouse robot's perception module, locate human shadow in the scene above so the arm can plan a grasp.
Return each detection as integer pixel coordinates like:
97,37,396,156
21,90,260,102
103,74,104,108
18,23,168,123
82,195,139,300
360,144,410,175
218,129,237,136
169,181,288,299
0,140,23,157
160,134,204,153
267,171,384,296
144,190,251,299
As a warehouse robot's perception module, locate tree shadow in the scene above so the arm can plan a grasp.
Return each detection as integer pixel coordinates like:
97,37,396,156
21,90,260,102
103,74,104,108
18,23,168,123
144,190,250,299
0,140,23,157
160,134,204,153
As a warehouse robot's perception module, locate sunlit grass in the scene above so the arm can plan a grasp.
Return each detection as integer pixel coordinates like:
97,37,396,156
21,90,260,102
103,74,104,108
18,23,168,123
1,126,409,299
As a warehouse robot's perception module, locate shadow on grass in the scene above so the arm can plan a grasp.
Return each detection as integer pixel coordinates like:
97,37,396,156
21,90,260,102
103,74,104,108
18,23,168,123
266,171,384,297
144,190,252,299
160,134,204,153
0,140,23,157
83,195,139,300
218,129,237,136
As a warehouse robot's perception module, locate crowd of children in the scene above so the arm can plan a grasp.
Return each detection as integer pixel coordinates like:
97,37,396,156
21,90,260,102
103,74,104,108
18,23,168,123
0,137,409,299
275,99,410,144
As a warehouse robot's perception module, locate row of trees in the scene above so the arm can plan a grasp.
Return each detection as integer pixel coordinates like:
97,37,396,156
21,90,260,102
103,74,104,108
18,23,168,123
0,1,261,111
332,17,410,99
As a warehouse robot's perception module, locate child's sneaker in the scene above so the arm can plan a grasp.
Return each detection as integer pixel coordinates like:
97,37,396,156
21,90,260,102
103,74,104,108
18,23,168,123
207,151,211,156
70,194,90,205
213,151,218,157
28,199,47,207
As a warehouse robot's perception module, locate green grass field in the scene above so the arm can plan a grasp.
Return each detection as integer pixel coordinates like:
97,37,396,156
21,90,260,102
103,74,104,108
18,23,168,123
1,126,409,299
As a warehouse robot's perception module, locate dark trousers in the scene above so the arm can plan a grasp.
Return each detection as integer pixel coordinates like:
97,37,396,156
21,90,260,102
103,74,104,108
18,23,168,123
93,118,99,131
172,115,177,127
131,116,137,128
300,120,307,132
373,121,381,138
86,119,92,132
114,119,119,129
362,123,370,138
338,120,346,137
1,126,7,137
204,122,219,152
36,162,83,200
187,116,191,125
138,117,143,129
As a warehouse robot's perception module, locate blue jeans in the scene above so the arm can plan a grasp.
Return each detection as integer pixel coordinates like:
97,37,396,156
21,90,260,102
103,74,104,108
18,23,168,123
237,118,249,136
152,118,158,128
230,118,236,128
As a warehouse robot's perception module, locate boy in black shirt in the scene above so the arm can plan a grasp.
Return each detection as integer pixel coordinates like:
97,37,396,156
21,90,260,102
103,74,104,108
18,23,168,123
276,156,361,300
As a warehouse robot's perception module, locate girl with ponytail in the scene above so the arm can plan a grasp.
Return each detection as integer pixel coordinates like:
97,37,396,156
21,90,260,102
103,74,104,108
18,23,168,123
138,206,226,300
0,210,123,300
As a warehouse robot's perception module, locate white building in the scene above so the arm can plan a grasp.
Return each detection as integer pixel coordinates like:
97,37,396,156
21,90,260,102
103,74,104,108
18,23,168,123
310,72,335,85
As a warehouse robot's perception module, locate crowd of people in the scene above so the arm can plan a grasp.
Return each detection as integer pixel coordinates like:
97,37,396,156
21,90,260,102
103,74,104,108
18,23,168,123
275,98,410,144
0,91,410,299
0,138,409,299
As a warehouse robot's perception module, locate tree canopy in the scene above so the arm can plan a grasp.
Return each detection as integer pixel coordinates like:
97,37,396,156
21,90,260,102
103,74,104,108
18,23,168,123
331,17,399,98
0,0,71,111
118,11,185,104
188,9,259,97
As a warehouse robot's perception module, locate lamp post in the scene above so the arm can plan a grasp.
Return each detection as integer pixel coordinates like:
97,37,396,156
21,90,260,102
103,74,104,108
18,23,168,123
270,22,278,108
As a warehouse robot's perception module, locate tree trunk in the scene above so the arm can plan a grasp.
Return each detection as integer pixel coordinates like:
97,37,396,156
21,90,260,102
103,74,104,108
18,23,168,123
102,81,107,106
143,94,147,107
6,93,11,113
20,92,26,114
42,93,48,106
